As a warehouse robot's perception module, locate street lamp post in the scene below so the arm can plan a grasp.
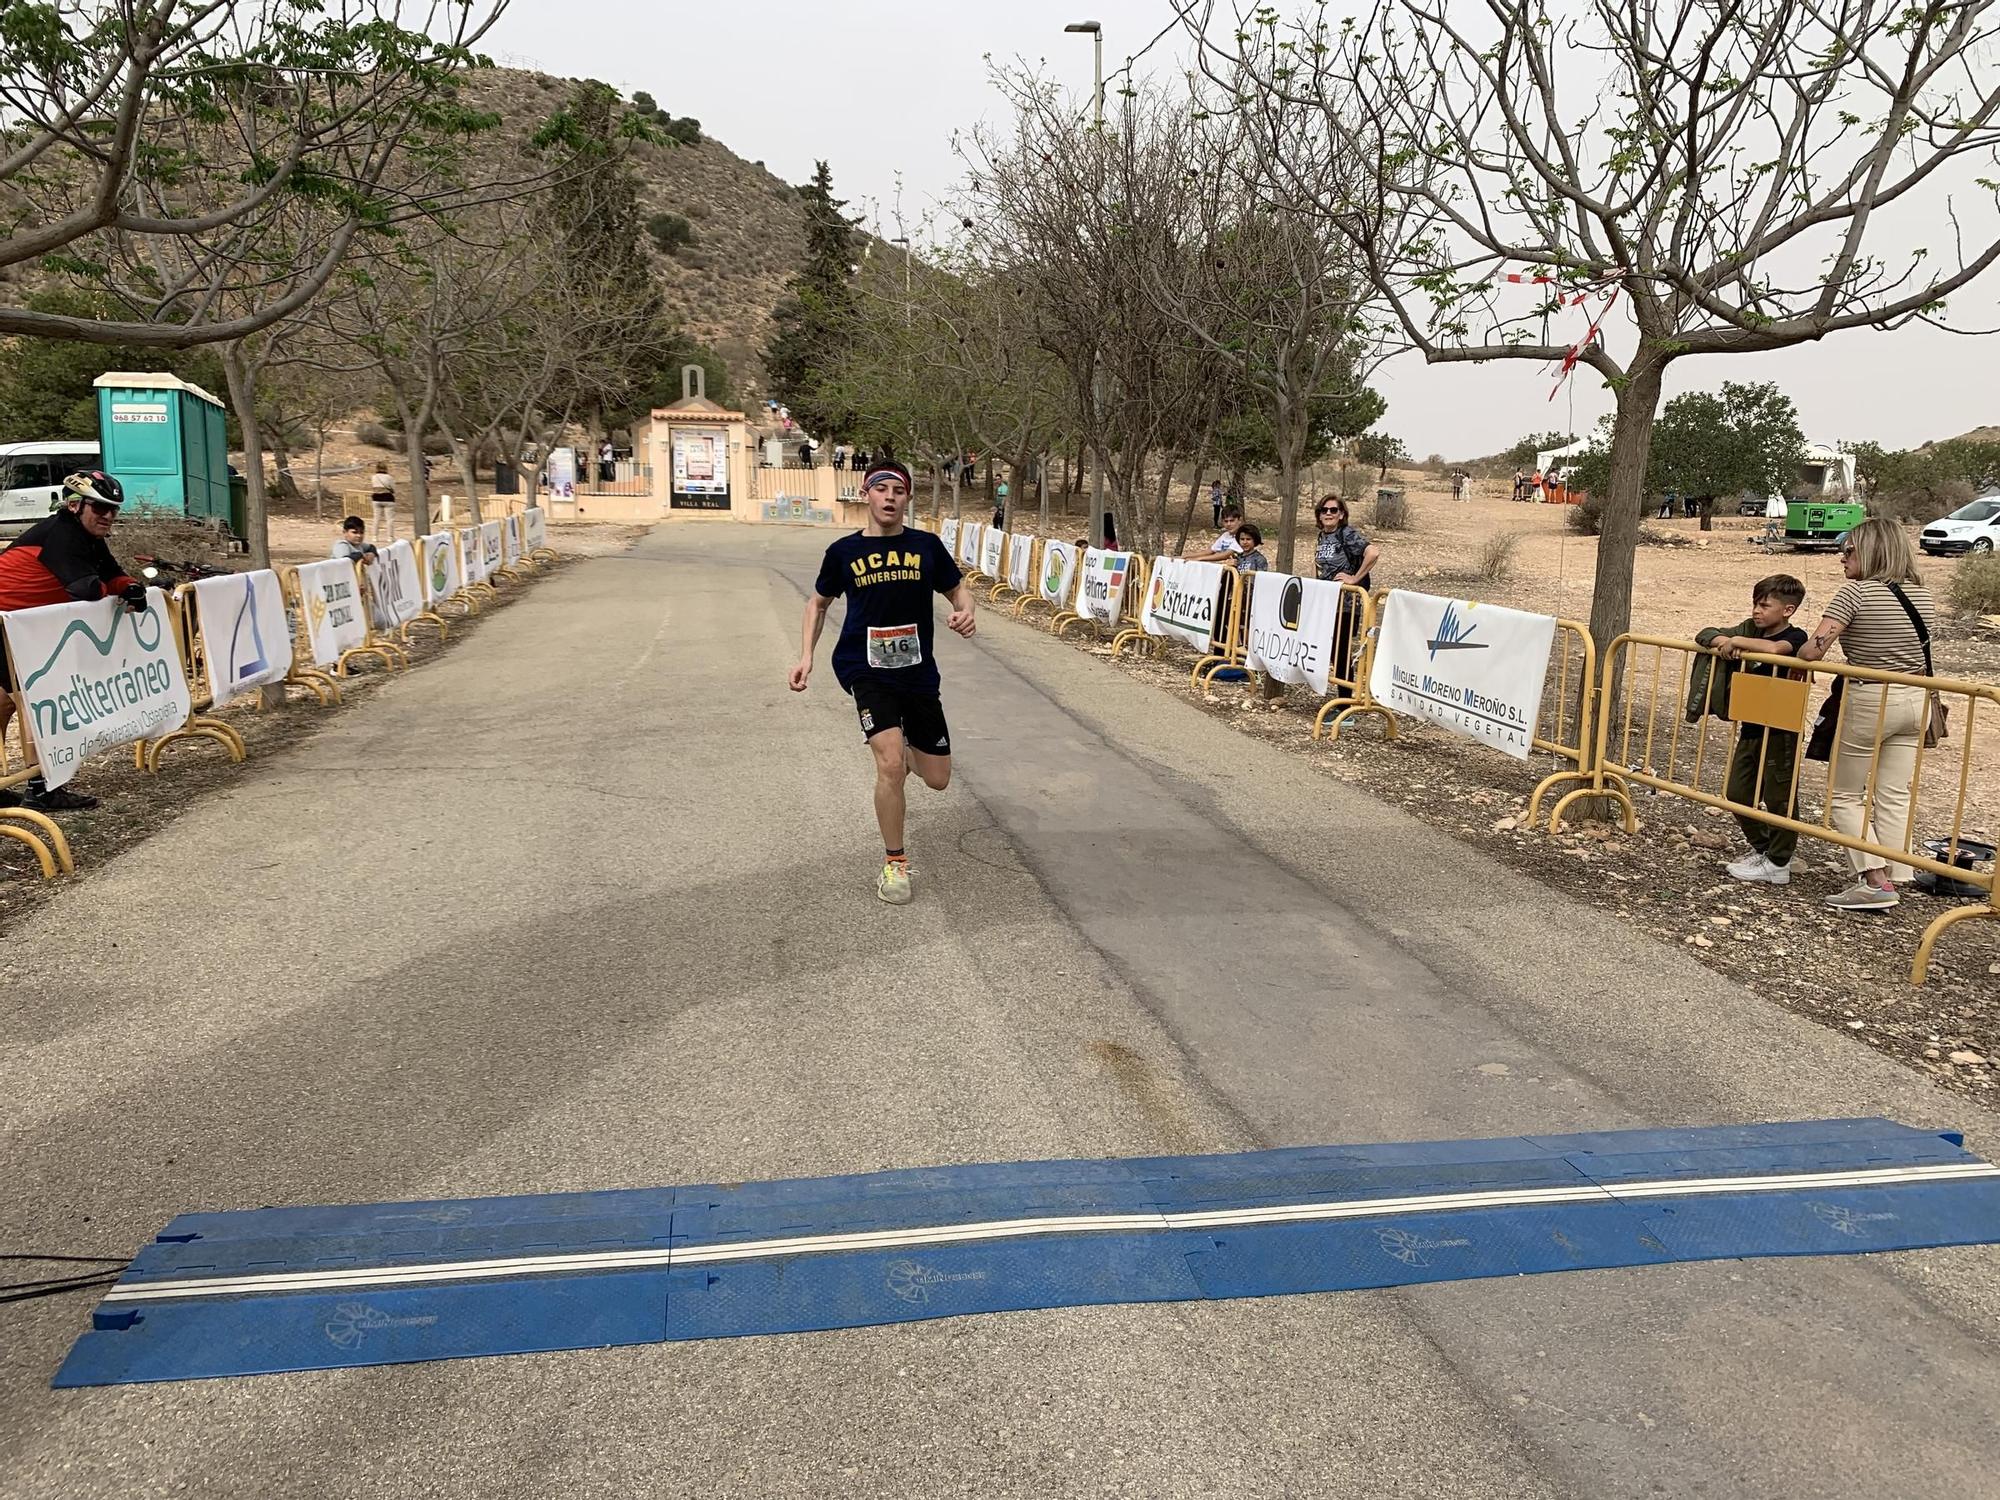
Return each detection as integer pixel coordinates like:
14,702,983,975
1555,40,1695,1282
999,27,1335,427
1066,19,1106,547
1064,19,1103,128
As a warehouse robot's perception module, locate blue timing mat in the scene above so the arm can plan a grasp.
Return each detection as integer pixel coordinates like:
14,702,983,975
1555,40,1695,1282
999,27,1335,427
54,1117,2000,1386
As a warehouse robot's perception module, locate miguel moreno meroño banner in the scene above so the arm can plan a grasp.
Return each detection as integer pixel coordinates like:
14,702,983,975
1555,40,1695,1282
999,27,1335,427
1140,556,1226,652
1369,589,1557,761
1039,540,1079,607
0,589,191,789
1245,573,1347,697
190,569,293,710
1077,549,1134,626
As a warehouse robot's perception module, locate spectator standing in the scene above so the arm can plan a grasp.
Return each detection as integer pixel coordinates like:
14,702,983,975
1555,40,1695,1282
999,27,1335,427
333,516,378,567
1798,519,1939,911
598,440,616,484
853,447,871,476
1702,574,1808,885
369,466,396,541
1233,523,1268,571
1314,495,1381,682
799,440,816,468
1195,505,1246,563
1210,478,1226,528
1511,469,1527,502
1450,471,1467,503
832,443,848,472
992,481,1009,531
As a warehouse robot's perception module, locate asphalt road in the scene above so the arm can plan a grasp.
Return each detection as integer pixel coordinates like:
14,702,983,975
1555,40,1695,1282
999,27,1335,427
3,522,1997,1499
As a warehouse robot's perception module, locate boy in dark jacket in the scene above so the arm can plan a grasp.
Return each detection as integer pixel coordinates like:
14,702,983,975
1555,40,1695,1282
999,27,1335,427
1704,574,1808,885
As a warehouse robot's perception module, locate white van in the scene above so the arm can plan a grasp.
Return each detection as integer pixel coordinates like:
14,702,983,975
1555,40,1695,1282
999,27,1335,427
0,440,101,530
1920,493,2000,556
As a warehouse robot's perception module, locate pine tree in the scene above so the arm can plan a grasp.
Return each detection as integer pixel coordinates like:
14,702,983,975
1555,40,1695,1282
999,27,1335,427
764,161,859,433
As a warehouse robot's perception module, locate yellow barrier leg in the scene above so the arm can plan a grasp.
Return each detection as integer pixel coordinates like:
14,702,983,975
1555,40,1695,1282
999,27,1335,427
1322,703,1399,741
0,819,57,879
0,807,72,874
1911,903,1999,986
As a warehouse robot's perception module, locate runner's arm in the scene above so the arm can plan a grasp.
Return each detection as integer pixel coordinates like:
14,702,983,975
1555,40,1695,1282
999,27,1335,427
790,593,833,690
945,581,976,638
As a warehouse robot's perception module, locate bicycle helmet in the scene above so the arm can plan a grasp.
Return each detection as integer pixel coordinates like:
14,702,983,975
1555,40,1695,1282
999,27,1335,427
64,470,125,509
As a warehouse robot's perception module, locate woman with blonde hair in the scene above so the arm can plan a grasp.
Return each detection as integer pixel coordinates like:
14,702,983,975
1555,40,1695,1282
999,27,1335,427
1798,517,1939,911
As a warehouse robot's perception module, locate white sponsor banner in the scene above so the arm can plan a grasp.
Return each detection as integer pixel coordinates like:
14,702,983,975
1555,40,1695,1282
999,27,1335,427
296,558,368,668
480,520,504,573
422,531,460,604
545,447,576,500
939,518,959,556
502,513,523,566
369,540,424,631
1039,540,1079,607
458,526,487,586
1008,534,1034,593
1,590,191,788
191,570,292,709
1370,590,1556,761
1077,549,1136,626
979,526,1004,577
1245,573,1345,697
959,522,982,567
1140,556,1227,652
523,507,548,551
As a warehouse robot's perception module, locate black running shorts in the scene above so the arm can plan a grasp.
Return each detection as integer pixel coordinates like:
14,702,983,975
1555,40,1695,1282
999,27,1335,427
849,677,951,756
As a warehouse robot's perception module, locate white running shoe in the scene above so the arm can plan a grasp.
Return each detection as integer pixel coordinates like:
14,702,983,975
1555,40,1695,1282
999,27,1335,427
876,860,912,905
1726,854,1770,881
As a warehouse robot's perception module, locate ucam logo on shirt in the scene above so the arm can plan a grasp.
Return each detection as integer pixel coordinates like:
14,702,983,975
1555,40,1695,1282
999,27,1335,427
1078,549,1134,625
1246,572,1346,696
1369,589,1557,761
1141,556,1226,651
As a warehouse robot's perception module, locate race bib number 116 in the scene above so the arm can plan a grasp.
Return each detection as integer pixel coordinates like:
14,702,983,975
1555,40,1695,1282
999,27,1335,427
866,624,922,670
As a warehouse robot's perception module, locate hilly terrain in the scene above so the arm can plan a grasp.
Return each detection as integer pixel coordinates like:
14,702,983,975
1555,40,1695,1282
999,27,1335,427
464,67,814,399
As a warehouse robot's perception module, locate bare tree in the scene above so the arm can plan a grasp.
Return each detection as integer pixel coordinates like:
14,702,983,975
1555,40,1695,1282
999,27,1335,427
965,73,1213,555
1195,0,2000,649
0,0,517,347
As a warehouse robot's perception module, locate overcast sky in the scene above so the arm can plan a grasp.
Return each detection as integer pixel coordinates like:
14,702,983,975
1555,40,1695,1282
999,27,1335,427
487,0,1998,459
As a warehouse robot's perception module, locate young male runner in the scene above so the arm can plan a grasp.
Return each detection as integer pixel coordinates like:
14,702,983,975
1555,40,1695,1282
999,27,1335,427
789,459,976,903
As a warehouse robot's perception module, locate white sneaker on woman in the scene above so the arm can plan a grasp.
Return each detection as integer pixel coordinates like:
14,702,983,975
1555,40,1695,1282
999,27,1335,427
1727,854,1791,885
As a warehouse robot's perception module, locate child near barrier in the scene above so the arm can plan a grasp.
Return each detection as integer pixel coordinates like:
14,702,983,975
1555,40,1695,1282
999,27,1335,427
1700,574,1808,886
1234,524,1268,572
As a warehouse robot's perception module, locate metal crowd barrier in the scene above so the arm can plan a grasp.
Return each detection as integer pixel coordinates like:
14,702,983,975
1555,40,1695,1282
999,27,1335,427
1308,583,1397,741
1553,632,1998,983
1523,619,1633,832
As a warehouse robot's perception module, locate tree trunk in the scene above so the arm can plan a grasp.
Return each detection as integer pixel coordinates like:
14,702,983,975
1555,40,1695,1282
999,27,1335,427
312,421,328,523
1589,355,1668,676
1038,455,1049,535
1228,463,1247,507
269,424,298,501
1174,468,1204,554
220,343,270,569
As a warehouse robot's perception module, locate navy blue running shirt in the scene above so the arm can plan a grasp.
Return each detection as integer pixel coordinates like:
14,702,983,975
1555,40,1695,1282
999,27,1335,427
813,528,964,692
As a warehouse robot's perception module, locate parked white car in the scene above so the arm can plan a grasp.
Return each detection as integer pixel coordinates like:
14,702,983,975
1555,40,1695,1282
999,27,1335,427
0,439,101,530
1919,494,2000,556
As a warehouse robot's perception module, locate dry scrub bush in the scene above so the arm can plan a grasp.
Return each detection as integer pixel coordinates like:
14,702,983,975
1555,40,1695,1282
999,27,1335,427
1477,530,1524,581
1371,490,1411,531
1949,553,2000,615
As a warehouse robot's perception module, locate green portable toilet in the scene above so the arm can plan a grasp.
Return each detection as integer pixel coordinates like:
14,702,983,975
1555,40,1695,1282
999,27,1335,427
92,373,234,532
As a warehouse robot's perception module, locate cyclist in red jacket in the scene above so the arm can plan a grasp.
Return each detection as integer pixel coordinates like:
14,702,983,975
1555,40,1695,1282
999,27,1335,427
0,471,145,811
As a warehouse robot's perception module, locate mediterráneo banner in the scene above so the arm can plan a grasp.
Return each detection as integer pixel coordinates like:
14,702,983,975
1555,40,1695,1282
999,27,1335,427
979,526,1004,578
1246,573,1345,697
1141,556,1226,652
1077,549,1135,627
369,540,424,631
0,589,192,788
1369,590,1556,761
296,558,368,668
422,531,460,604
1040,540,1079,607
190,570,293,710
1008,534,1034,594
